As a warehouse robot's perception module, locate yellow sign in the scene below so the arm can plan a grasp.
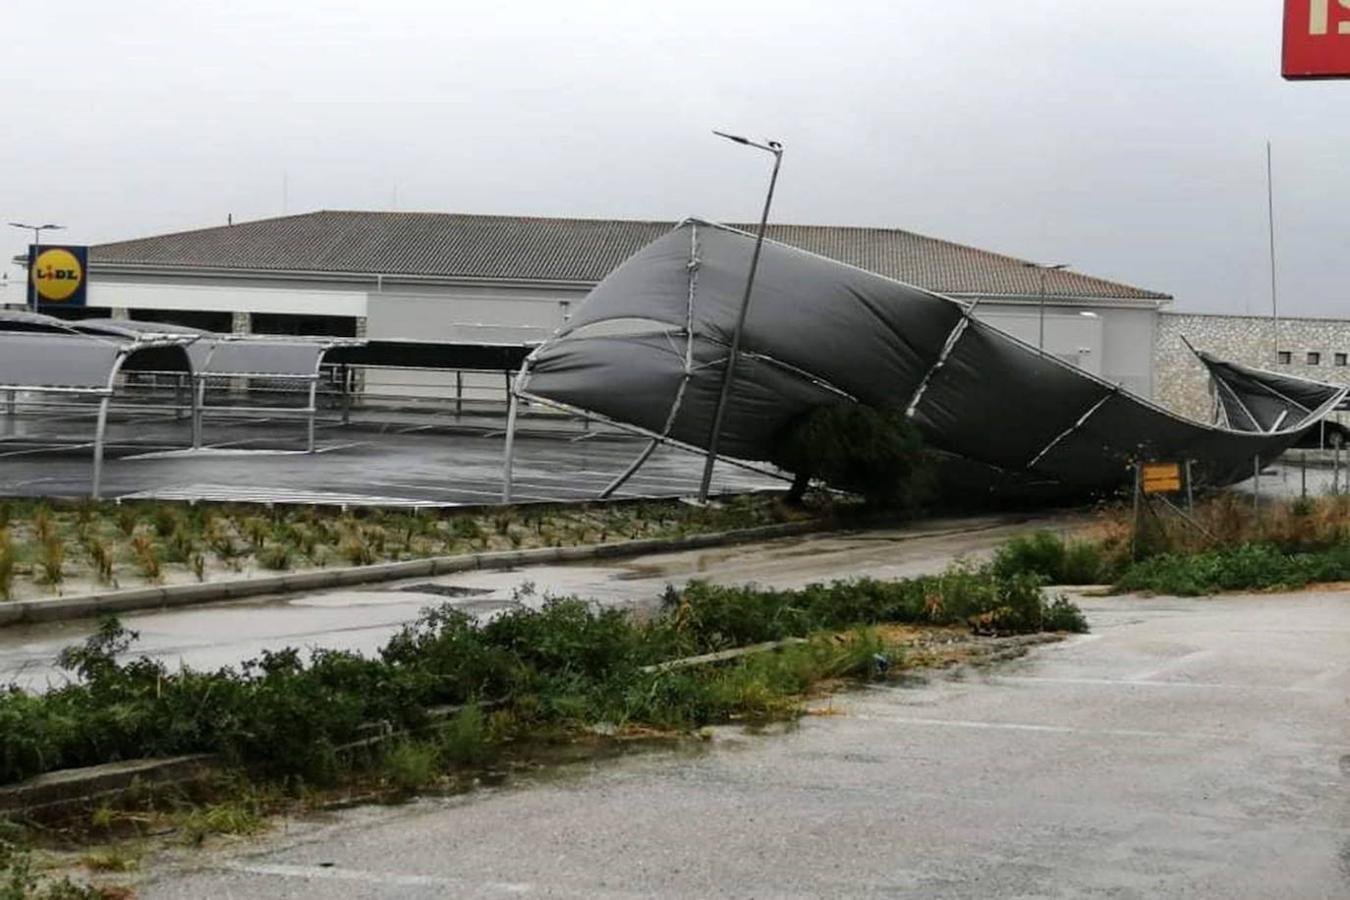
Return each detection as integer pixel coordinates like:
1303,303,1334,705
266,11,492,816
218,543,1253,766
32,247,85,303
1141,462,1183,494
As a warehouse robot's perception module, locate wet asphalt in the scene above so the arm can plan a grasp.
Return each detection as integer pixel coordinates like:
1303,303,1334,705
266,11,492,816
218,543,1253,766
129,587,1350,899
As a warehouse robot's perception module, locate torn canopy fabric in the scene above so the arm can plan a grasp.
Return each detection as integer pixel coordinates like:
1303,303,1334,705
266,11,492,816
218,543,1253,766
1188,344,1347,433
517,219,1342,498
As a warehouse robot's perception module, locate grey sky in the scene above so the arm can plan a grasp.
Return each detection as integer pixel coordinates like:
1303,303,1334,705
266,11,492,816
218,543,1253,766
2,1,1346,315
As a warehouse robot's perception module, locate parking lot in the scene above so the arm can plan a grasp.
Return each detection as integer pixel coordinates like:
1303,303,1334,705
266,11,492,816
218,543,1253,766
0,404,779,506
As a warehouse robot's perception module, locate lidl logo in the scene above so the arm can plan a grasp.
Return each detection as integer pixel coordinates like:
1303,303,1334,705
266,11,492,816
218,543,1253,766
28,245,88,306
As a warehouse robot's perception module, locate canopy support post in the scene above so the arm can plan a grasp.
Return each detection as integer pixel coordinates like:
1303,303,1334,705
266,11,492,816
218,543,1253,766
502,391,520,504
601,439,660,499
340,363,351,426
192,378,205,449
306,380,318,453
91,395,111,499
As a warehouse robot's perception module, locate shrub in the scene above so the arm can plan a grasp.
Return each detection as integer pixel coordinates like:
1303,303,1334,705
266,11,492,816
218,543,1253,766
1043,595,1090,632
992,531,1066,582
380,740,440,793
0,563,1083,787
769,403,933,508
438,705,489,767
257,543,293,571
84,534,115,585
0,531,14,600
130,534,162,583
38,535,66,588
1059,540,1109,584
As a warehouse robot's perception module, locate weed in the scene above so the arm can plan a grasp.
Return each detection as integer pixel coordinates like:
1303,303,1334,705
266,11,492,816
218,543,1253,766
380,741,440,793
165,526,196,564
178,801,267,845
33,506,56,545
1,839,111,899
151,505,182,540
190,552,206,582
38,535,66,588
0,531,14,600
240,517,270,551
339,532,376,566
114,506,138,537
83,533,115,586
437,704,490,767
80,847,140,873
130,534,162,583
257,543,293,571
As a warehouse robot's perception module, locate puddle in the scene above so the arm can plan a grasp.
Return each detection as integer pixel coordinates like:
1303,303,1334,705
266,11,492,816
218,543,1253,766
396,584,494,598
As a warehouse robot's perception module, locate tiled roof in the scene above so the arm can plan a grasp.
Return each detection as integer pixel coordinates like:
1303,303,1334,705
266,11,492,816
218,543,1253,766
91,210,1170,302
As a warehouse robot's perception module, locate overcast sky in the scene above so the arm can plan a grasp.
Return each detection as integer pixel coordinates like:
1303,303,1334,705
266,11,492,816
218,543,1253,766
3,1,1347,314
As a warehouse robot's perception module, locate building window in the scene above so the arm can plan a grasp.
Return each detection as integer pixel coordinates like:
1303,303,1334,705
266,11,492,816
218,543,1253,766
1337,353,1348,367
1277,351,1292,365
1307,351,1321,366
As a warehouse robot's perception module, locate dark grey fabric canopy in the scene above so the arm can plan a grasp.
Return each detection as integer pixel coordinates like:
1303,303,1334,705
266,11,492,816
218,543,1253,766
517,219,1342,497
1186,340,1348,433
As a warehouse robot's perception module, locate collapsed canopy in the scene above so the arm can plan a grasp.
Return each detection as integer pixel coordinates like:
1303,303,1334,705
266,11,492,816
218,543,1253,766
1187,341,1347,433
518,219,1342,496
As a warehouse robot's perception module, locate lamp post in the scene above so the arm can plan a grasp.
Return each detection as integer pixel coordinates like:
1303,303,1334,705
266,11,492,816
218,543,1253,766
1023,262,1069,353
8,222,64,311
697,131,784,503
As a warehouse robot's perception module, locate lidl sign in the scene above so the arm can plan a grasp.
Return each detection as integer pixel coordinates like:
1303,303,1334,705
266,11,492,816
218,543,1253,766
1284,0,1350,79
28,245,88,308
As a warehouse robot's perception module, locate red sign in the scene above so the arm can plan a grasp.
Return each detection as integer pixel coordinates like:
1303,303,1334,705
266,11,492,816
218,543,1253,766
1284,0,1350,79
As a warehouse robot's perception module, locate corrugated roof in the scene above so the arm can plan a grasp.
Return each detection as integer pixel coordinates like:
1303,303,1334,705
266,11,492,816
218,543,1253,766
90,210,1170,302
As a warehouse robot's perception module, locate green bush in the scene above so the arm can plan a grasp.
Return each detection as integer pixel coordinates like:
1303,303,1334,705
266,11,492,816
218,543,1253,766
992,531,1112,585
0,564,1085,787
992,531,1066,582
769,403,932,508
1113,541,1350,596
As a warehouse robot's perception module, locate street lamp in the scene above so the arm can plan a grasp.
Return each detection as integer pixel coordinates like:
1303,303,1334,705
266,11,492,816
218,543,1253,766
1022,262,1069,353
697,131,784,503
8,222,64,311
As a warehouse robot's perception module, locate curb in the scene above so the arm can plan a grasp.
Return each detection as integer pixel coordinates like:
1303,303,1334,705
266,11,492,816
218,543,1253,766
0,754,219,821
0,519,829,627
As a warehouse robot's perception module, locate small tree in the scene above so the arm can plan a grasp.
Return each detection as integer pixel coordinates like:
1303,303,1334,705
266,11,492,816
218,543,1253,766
770,403,932,508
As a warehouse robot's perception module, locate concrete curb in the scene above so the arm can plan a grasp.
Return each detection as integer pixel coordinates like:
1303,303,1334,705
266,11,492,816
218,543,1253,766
0,519,831,627
0,754,219,821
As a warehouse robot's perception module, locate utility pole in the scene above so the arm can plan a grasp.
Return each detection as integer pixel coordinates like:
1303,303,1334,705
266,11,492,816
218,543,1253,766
1023,262,1069,353
697,131,784,503
7,222,64,311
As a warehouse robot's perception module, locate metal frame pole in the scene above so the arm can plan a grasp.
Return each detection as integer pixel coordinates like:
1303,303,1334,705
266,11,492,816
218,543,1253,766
698,136,783,503
192,377,205,449
502,392,520,503
1131,463,1141,560
1267,141,1280,367
91,395,111,499
306,380,318,453
1038,267,1047,352
340,363,351,426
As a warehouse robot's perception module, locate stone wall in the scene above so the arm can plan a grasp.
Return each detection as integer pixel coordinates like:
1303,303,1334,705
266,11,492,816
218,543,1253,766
1157,312,1350,423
